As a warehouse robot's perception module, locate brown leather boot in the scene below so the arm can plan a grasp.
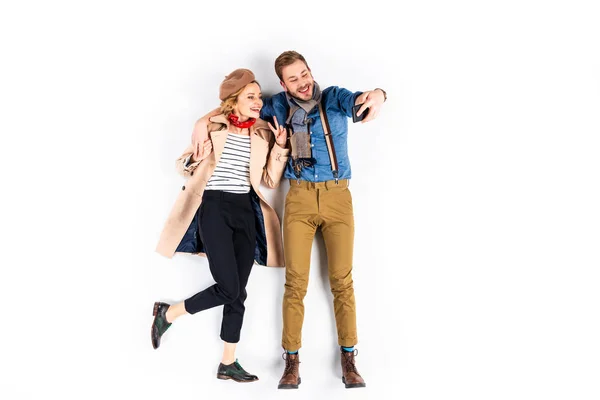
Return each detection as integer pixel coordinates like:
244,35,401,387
278,352,301,389
341,349,366,388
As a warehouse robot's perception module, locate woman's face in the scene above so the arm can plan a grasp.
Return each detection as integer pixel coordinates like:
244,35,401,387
234,82,263,120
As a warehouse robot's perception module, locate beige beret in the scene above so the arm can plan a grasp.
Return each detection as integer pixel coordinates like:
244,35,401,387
219,68,256,101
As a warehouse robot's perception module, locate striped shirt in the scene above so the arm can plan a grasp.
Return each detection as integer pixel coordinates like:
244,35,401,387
205,132,251,194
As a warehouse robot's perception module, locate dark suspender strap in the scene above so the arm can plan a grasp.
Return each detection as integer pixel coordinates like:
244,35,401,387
318,102,339,183
285,107,302,181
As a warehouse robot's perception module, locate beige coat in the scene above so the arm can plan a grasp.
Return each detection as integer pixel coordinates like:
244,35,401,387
156,114,290,267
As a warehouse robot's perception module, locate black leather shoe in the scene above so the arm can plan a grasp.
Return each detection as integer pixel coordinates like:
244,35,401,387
217,360,259,383
151,302,172,349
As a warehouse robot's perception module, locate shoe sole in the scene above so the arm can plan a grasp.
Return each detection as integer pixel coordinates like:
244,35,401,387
342,377,366,388
151,302,160,349
217,374,259,383
278,378,301,389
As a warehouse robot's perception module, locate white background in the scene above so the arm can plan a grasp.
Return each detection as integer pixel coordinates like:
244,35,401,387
1,1,599,399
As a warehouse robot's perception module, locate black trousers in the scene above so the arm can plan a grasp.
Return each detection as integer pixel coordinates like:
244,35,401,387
184,190,256,343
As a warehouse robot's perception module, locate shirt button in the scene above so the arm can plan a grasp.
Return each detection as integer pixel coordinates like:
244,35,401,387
311,144,315,147
182,186,186,190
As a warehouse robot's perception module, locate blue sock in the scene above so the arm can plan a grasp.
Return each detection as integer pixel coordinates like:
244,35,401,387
287,350,298,354
341,346,354,352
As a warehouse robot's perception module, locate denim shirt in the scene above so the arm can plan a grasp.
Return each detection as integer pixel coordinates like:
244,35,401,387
260,86,362,182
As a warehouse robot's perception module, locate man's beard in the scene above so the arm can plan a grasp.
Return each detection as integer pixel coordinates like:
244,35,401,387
290,83,313,101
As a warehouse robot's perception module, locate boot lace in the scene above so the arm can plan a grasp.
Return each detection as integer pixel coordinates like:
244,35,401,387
342,349,359,374
282,352,299,376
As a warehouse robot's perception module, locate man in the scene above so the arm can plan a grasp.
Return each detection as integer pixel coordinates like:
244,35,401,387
192,51,386,389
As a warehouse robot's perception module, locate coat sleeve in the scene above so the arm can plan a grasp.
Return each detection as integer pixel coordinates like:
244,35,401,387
175,144,197,177
175,144,212,177
262,139,290,188
175,122,222,177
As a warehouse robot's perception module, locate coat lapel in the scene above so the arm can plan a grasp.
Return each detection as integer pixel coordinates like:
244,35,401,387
250,131,269,187
208,114,230,165
209,131,227,165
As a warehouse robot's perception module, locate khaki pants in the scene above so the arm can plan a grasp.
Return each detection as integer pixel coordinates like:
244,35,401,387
282,179,357,351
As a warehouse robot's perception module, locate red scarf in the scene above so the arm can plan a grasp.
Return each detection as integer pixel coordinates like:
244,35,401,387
228,113,256,128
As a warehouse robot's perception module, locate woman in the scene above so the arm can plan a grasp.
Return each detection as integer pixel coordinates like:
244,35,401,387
152,68,289,383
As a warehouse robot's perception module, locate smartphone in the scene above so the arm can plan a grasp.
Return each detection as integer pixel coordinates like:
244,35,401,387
352,103,369,123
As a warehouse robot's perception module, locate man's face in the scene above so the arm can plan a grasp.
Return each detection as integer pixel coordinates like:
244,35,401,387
280,60,314,101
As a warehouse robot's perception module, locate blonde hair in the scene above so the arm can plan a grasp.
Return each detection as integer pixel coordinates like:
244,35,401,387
219,81,260,116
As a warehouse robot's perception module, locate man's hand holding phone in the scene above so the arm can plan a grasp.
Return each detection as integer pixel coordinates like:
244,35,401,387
353,89,386,123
